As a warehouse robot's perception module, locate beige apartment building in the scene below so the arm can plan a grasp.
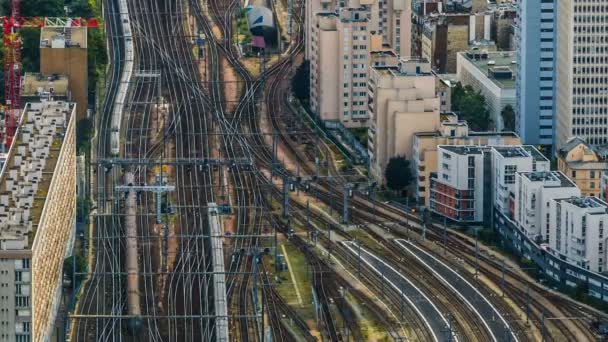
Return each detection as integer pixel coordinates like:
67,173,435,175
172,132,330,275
413,115,520,206
370,0,412,56
558,137,608,198
310,7,373,127
305,0,335,60
0,101,76,341
368,58,441,182
40,27,88,120
556,1,608,149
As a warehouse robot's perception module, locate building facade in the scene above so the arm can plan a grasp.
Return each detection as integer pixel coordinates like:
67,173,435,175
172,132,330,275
0,101,76,341
368,58,441,182
430,144,549,224
456,50,517,131
557,137,608,197
492,145,551,216
513,171,580,242
430,145,490,222
413,116,520,206
40,27,88,120
309,7,373,127
549,197,608,273
370,0,412,56
556,0,608,149
514,0,556,149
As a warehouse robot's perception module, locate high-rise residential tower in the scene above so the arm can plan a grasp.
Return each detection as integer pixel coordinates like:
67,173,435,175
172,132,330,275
371,0,412,56
556,0,608,148
514,0,556,151
310,7,373,127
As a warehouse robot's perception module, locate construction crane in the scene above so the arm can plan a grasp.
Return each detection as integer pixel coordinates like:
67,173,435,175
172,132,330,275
1,0,98,150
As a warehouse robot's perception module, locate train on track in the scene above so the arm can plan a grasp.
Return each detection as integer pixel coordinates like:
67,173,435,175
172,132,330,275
110,0,134,156
244,0,278,48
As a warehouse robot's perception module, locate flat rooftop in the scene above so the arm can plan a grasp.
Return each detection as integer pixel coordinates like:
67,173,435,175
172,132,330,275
371,50,398,57
563,196,608,211
40,26,87,49
440,145,487,155
0,101,74,251
520,171,577,188
22,73,69,98
493,146,527,158
493,145,548,162
460,51,516,89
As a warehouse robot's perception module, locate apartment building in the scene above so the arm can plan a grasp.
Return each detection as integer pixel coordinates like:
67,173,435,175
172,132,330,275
514,0,556,150
549,197,608,273
418,12,493,73
40,27,88,120
557,137,608,197
368,58,441,182
456,50,517,131
0,101,76,341
492,145,550,216
309,7,373,127
556,0,608,149
513,171,580,242
413,115,520,206
305,0,335,60
430,145,491,222
370,0,412,56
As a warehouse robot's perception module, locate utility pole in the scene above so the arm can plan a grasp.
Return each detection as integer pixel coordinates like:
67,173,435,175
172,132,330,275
342,184,350,225
271,130,278,179
501,258,506,297
357,241,362,279
283,176,289,218
526,285,530,323
475,230,479,278
314,132,320,179
443,216,447,254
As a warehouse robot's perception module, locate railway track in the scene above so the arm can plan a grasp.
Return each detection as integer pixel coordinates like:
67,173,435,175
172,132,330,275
72,0,605,340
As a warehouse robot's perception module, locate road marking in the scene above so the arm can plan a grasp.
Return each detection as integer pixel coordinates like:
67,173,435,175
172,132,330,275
281,244,303,306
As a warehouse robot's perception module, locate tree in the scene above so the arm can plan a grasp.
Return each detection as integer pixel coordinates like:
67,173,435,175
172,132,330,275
501,104,516,132
384,156,412,192
451,82,491,131
76,118,94,153
292,61,310,102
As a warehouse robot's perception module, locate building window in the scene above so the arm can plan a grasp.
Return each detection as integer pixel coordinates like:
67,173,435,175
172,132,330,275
572,171,577,178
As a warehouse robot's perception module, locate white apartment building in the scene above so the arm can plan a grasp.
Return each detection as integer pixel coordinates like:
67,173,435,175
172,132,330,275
310,7,372,127
492,145,550,216
556,0,608,149
550,196,608,273
371,0,412,56
430,145,490,222
513,171,580,242
367,58,441,181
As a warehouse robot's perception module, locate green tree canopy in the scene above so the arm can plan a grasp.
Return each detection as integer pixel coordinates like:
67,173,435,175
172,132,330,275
451,82,491,131
384,156,412,192
292,60,310,102
501,104,516,132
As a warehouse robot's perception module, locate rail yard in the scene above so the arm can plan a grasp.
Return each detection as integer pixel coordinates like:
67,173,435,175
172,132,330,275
67,0,608,341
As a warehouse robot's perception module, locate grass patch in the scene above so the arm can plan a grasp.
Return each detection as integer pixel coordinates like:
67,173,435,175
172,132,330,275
269,241,315,322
